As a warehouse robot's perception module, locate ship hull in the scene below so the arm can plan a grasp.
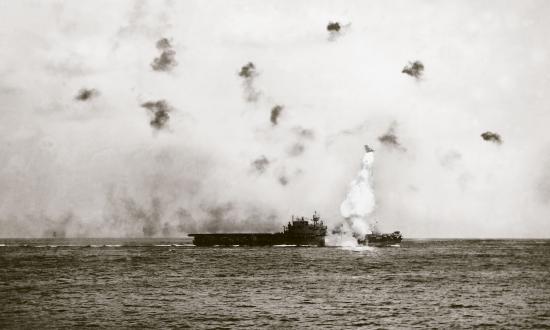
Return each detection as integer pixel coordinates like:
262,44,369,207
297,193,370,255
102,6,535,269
357,232,402,247
189,233,325,247
362,238,402,247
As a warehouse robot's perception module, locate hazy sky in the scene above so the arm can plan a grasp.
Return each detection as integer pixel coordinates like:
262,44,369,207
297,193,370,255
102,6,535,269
1,0,549,238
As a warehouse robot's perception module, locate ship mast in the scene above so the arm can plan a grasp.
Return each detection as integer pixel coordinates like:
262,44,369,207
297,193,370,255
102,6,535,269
312,211,320,227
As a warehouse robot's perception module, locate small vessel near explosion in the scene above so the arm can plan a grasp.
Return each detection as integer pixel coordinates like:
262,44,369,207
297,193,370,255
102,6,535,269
189,212,327,247
344,144,402,247
357,231,402,247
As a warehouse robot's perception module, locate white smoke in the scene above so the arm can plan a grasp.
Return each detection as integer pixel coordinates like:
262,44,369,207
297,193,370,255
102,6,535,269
339,147,376,236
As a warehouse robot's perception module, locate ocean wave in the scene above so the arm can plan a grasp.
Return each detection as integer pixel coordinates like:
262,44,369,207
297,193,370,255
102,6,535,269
340,245,376,252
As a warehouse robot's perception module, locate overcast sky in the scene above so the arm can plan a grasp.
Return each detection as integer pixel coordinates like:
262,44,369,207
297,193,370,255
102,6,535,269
0,0,549,238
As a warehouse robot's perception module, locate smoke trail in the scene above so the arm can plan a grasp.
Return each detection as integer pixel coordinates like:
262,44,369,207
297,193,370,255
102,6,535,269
339,146,376,236
238,62,260,102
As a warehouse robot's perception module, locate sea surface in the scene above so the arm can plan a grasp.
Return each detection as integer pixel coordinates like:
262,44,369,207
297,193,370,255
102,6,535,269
1,238,549,329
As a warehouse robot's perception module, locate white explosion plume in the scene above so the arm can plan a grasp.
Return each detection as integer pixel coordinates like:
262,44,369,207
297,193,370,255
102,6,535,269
339,146,376,236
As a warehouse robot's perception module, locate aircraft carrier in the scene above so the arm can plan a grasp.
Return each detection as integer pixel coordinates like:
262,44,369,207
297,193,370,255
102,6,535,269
189,212,327,247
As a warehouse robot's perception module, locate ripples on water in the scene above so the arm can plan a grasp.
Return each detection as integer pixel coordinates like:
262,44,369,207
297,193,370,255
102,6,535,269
1,239,549,328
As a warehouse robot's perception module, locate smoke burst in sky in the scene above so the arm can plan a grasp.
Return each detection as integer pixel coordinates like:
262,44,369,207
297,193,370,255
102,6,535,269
292,127,315,140
326,21,351,41
141,100,172,130
378,123,406,151
151,38,177,72
327,21,341,41
270,105,283,125
251,156,270,174
278,176,289,186
327,22,341,33
481,131,502,144
402,61,424,79
288,143,305,157
75,88,99,101
239,62,260,102
1,1,550,238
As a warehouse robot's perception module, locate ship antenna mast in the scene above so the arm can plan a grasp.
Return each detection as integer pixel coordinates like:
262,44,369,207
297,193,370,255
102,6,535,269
313,210,319,226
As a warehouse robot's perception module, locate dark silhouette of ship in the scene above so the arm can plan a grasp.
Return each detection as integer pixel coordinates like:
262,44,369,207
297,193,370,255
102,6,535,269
189,212,327,247
357,231,402,247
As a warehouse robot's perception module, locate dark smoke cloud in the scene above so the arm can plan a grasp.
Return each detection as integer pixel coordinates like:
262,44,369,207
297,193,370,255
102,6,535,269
378,123,406,151
161,223,171,236
141,100,173,130
481,131,502,144
151,38,178,72
202,203,234,233
251,155,269,174
192,203,279,233
286,128,313,157
378,133,398,146
327,21,342,41
104,195,165,237
402,60,424,79
156,38,171,50
292,126,315,140
174,208,195,233
327,22,341,33
288,143,305,157
326,21,352,41
331,223,345,235
42,212,75,238
94,147,211,238
275,166,302,186
278,176,288,186
75,88,99,101
123,197,162,237
103,189,281,236
239,62,257,79
270,105,283,125
238,62,260,102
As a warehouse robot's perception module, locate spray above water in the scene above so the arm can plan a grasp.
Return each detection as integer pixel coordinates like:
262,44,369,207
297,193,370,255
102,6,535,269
339,145,376,236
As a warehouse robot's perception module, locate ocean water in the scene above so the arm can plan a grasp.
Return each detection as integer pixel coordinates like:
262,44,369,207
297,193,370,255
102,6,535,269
1,239,549,329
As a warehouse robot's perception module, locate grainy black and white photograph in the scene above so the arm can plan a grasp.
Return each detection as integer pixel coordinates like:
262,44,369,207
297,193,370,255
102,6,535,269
1,0,549,328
